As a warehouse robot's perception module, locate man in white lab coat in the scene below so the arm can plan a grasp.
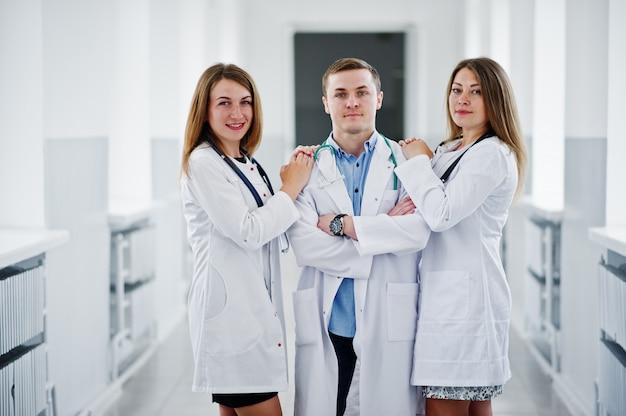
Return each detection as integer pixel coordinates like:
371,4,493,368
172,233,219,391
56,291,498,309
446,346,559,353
287,58,431,416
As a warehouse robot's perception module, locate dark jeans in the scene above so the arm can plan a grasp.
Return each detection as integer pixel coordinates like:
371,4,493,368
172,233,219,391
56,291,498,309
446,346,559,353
329,332,357,416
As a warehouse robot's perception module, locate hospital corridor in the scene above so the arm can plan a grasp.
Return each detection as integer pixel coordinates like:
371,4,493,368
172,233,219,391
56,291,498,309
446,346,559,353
97,250,574,416
1,0,626,415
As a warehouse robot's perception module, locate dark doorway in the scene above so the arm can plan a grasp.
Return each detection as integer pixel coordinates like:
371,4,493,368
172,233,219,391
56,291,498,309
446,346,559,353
294,32,405,146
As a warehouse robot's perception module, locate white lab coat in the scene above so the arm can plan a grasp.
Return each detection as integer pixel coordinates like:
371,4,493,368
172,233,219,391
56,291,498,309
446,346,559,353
180,143,299,394
395,136,517,387
288,132,431,416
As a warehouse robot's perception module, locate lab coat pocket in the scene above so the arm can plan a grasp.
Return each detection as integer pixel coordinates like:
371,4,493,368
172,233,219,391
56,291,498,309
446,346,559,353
200,268,263,356
378,189,400,214
292,288,319,346
202,300,264,356
419,271,470,320
387,282,419,341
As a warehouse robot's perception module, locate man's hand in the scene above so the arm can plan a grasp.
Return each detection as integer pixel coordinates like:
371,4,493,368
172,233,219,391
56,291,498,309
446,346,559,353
388,197,416,216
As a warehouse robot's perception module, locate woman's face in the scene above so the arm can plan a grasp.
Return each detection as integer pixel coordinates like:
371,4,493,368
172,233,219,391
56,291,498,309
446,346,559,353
448,67,488,136
208,78,253,153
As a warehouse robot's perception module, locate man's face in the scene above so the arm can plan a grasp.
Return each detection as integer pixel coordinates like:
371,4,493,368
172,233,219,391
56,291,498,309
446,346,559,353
322,68,383,138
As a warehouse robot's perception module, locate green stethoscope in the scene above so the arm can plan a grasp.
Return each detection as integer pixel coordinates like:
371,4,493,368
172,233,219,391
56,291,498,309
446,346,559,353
313,134,398,190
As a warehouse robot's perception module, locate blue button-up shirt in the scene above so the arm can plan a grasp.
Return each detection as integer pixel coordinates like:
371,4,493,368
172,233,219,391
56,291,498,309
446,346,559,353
327,133,377,338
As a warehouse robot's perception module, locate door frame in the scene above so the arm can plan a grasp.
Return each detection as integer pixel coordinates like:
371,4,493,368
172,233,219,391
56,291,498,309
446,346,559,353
281,22,419,153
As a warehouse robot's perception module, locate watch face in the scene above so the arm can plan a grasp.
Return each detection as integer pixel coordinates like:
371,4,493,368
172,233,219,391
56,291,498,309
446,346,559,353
330,216,343,236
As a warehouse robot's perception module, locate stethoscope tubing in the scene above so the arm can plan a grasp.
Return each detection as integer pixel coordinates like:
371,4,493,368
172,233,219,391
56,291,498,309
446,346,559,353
208,140,290,253
313,135,398,190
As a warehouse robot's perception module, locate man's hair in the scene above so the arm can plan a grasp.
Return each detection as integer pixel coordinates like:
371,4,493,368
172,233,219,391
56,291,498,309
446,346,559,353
322,57,381,96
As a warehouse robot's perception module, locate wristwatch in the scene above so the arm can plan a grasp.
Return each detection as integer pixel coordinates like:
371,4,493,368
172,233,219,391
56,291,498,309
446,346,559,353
329,214,347,236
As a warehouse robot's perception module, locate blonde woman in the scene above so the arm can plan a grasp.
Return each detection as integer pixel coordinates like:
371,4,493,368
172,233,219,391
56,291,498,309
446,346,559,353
180,63,313,416
397,57,527,416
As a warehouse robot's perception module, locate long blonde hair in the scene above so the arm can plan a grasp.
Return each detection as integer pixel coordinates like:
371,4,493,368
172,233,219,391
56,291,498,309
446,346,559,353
180,63,263,179
445,57,527,198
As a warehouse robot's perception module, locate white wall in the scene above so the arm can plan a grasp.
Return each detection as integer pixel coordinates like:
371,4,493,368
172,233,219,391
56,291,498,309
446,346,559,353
149,0,189,341
504,0,535,332
42,0,113,139
109,0,152,202
532,0,566,207
606,0,626,226
0,0,45,227
150,0,182,140
41,2,115,414
556,1,608,414
44,137,111,416
509,0,534,142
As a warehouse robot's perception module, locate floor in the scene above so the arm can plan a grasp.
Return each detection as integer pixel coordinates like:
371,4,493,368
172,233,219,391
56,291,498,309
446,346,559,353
101,252,574,416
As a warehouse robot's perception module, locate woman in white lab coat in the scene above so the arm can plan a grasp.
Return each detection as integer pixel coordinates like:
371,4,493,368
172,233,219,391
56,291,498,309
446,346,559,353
179,63,313,416
395,57,527,416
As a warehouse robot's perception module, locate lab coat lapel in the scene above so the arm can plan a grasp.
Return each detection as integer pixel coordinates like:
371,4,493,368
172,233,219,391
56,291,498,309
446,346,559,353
315,150,354,215
361,137,396,216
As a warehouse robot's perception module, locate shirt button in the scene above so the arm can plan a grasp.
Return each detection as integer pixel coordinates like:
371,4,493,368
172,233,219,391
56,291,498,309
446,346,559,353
278,343,282,347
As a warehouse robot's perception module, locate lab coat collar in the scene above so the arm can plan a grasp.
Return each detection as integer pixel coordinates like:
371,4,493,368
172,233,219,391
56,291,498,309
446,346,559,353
314,131,395,217
325,132,378,160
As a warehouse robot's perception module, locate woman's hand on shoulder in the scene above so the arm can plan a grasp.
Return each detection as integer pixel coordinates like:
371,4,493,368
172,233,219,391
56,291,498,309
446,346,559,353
291,144,319,158
399,138,433,160
279,148,315,201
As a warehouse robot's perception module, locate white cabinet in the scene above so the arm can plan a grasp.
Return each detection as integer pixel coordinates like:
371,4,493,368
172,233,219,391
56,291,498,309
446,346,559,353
0,256,49,416
589,227,626,416
523,213,562,375
596,254,626,416
109,207,157,381
0,229,68,416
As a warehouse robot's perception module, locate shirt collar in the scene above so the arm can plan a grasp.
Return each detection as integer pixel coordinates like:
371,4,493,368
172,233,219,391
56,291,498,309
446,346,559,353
326,131,379,160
